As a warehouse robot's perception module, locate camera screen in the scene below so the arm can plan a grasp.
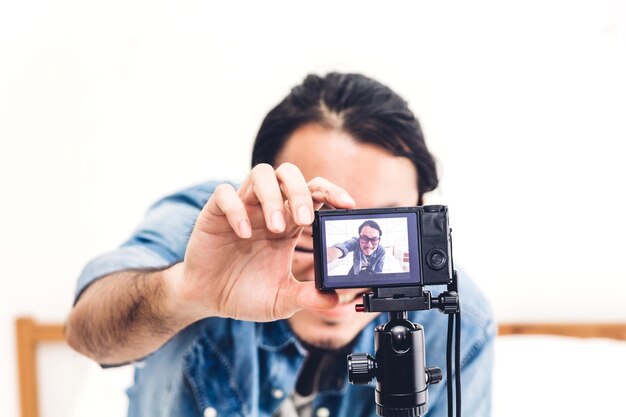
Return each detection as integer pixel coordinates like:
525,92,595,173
318,212,421,289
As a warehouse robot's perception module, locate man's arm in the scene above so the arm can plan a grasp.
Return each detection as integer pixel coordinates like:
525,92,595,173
326,246,343,263
427,328,495,417
330,237,358,259
65,165,356,365
423,269,496,417
65,263,196,365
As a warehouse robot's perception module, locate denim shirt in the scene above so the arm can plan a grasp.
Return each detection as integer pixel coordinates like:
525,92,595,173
75,181,495,417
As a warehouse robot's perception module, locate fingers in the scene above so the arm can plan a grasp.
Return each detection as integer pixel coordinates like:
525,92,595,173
205,183,252,238
241,164,287,233
275,163,314,226
307,177,356,210
233,164,357,235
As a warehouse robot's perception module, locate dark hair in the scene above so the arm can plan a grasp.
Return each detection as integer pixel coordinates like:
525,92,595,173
251,72,438,205
358,220,382,237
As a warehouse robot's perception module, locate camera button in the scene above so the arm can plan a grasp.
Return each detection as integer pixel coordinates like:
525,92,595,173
424,205,445,212
426,248,448,270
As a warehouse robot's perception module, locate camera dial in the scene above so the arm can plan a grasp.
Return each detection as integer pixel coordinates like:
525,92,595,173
426,248,447,270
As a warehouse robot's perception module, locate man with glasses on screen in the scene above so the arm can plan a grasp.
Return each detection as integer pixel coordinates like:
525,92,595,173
327,220,386,276
65,72,495,417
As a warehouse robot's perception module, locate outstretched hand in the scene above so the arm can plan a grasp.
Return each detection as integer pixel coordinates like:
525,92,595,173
171,162,356,322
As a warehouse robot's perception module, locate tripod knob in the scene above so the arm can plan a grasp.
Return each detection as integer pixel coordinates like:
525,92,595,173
435,291,459,314
426,367,442,385
348,353,376,384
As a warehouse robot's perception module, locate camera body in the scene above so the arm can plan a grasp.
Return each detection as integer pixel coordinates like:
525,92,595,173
313,205,453,291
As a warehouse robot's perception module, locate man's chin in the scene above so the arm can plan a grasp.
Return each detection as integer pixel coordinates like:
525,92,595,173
310,298,362,322
291,321,355,350
297,334,347,350
288,304,379,349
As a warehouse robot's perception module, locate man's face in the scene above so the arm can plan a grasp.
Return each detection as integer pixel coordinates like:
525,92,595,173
359,225,380,256
275,123,419,349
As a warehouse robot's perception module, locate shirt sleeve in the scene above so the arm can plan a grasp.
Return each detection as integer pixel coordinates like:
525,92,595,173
427,324,495,417
74,181,224,303
332,237,359,258
424,268,496,417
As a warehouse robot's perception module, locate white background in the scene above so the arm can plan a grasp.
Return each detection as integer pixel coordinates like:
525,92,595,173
1,1,625,416
324,218,408,247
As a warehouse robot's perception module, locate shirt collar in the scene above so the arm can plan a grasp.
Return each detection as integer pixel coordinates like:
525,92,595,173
256,319,307,354
255,314,388,393
319,313,387,394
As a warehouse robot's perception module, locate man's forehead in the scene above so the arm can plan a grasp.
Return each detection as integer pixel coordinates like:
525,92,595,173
277,123,419,207
360,225,380,235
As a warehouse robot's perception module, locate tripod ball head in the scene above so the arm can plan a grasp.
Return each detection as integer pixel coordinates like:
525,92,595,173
348,315,442,417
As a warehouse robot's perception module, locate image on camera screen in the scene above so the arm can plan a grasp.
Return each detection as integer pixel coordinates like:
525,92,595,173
320,212,421,288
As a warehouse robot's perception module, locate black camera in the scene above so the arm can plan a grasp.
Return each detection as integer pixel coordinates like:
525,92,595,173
313,205,453,291
312,205,461,417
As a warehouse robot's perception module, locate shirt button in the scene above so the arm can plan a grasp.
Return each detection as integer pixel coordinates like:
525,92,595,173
272,388,285,399
316,407,330,417
203,407,217,417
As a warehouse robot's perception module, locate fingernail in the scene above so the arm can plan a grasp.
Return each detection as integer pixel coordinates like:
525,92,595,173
340,193,356,205
239,219,251,238
272,210,286,231
297,205,311,224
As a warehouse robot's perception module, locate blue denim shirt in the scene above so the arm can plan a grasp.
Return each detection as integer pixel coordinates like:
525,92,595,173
75,181,495,417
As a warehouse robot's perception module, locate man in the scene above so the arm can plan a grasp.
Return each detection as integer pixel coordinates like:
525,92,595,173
66,73,495,417
327,220,386,276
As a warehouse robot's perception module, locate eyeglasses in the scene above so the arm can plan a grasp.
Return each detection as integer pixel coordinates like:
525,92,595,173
359,235,380,245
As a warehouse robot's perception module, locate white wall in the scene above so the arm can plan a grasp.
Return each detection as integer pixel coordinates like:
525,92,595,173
1,1,625,416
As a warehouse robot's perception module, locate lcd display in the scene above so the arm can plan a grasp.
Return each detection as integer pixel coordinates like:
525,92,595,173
318,212,421,289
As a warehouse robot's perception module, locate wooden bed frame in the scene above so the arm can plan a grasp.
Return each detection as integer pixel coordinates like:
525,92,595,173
15,317,626,417
15,318,65,417
498,322,626,340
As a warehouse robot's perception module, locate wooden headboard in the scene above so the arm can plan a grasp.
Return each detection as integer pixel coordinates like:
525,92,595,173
15,318,65,417
14,317,626,417
498,322,626,340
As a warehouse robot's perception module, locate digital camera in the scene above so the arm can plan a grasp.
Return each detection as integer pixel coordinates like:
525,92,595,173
313,205,453,290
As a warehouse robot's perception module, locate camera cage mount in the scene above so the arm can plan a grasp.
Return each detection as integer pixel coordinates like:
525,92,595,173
348,270,461,417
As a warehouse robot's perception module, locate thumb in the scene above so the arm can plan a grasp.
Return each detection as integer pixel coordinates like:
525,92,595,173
277,279,339,317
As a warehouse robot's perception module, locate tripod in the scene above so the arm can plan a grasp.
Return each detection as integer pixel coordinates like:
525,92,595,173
347,278,461,417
